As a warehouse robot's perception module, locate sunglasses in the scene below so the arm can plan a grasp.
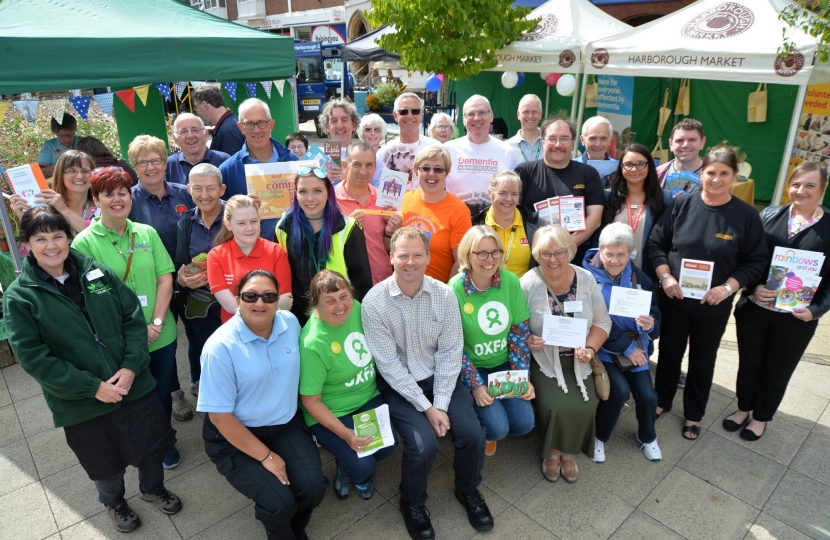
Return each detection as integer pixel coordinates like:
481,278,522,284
418,166,446,174
397,108,422,116
297,166,327,179
239,292,279,304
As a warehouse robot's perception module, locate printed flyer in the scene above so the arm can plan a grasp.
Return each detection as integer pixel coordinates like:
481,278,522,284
665,170,701,197
353,404,395,458
303,144,331,167
533,196,585,231
5,164,48,207
678,258,713,300
487,370,530,400
376,168,409,209
768,247,825,311
244,160,315,219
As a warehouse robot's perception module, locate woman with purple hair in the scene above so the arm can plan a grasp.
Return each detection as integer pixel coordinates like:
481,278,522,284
275,166,373,326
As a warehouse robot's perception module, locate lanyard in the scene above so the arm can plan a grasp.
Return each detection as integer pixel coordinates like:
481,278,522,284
504,226,517,262
626,199,645,232
111,233,136,284
520,141,541,162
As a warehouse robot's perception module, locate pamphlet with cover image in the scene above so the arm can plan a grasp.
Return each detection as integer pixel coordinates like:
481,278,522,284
486,370,530,400
678,259,713,300
769,247,825,311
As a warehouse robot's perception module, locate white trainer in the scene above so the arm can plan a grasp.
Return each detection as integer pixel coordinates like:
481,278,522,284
592,439,606,463
638,436,663,461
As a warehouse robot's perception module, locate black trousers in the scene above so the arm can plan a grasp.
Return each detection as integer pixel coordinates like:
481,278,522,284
203,411,326,540
654,298,731,422
734,299,818,422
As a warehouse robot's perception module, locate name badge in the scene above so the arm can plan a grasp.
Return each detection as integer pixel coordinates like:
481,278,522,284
630,250,638,261
137,295,148,307
564,301,583,313
86,269,104,280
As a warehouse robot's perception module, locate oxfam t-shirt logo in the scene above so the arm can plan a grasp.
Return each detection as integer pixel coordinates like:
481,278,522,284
477,301,508,336
344,332,372,368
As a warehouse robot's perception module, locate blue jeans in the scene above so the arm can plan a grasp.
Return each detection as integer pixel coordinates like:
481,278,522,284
595,361,657,443
148,340,178,420
309,395,397,486
471,362,535,442
181,303,222,383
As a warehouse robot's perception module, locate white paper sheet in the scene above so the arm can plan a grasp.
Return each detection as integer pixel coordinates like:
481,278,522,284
542,315,588,348
353,404,395,458
608,287,653,318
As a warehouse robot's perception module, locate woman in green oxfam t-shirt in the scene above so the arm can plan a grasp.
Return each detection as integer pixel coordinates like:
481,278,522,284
299,270,397,501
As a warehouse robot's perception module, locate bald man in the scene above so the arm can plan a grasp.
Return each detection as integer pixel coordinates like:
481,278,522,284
166,113,230,185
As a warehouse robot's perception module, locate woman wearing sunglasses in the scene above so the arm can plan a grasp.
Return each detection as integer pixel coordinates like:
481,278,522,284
198,269,326,540
601,144,671,280
207,195,293,324
275,166,373,326
401,146,472,283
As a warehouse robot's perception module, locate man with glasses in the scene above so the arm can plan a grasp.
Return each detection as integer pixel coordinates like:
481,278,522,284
192,85,246,157
378,93,440,188
218,98,298,241
445,95,518,217
516,116,604,265
166,113,230,185
507,94,543,164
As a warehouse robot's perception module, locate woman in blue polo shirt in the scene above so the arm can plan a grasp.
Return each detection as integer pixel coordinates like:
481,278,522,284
198,269,326,540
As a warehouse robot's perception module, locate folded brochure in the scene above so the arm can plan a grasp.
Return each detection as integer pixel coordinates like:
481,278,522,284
533,196,585,231
352,404,395,458
767,247,825,311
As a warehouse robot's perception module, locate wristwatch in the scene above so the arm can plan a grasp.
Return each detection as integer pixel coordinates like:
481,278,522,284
722,283,734,295
152,318,164,327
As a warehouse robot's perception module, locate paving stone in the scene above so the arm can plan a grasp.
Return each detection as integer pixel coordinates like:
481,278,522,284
789,432,830,488
0,483,58,540
640,468,759,540
615,408,700,465
188,504,260,540
764,470,830,539
0,439,38,497
787,361,830,400
2,363,42,403
609,509,685,540
480,435,545,504
472,506,559,539
27,428,77,479
811,402,830,440
162,417,210,482
714,403,810,467
746,513,813,540
59,496,181,540
334,499,413,540
15,394,55,438
774,387,829,431
0,369,11,407
0,403,24,448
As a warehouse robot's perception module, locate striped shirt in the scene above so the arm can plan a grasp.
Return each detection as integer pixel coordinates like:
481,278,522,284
361,275,463,412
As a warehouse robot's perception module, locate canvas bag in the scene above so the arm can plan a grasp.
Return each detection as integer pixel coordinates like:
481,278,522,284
748,83,768,123
585,75,598,108
675,79,691,116
652,89,671,164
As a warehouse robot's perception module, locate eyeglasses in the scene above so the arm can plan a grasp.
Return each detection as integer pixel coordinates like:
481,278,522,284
135,158,164,167
65,168,91,176
397,108,422,116
288,145,307,152
174,128,205,136
239,291,279,304
240,120,272,131
463,110,492,119
363,127,383,133
298,166,327,179
433,125,452,131
471,249,503,261
543,137,573,145
418,166,446,174
622,161,649,171
189,185,221,194
540,249,570,260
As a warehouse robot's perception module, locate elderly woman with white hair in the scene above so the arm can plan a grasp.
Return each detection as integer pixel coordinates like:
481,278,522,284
357,113,387,151
582,223,662,463
428,112,457,144
521,225,611,483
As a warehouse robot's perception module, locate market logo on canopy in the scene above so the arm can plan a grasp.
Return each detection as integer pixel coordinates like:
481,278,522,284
559,50,576,68
681,2,754,40
519,14,558,42
774,51,805,77
591,49,609,69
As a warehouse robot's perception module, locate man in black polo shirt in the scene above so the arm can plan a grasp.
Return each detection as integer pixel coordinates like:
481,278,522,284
515,116,604,264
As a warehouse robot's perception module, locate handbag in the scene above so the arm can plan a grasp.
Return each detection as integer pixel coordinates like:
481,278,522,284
675,79,691,116
585,75,598,108
652,89,671,165
748,83,768,123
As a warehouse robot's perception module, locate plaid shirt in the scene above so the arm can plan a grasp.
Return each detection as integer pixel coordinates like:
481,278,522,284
361,275,463,412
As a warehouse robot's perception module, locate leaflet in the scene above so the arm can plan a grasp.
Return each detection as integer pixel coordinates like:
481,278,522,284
678,259,714,300
487,369,530,400
533,197,561,227
665,170,701,197
302,144,332,167
325,140,342,167
608,286,652,318
244,160,315,219
586,159,619,178
542,315,587,348
5,164,49,207
376,168,409,209
559,196,586,232
768,247,825,311
353,404,395,458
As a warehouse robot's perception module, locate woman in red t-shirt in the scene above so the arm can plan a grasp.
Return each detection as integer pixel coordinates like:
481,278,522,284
207,195,293,323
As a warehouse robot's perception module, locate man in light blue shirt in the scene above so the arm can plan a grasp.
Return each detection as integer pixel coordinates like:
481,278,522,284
507,94,543,165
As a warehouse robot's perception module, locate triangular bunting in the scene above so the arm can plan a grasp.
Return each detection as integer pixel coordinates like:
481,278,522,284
174,82,188,100
154,83,172,102
135,85,150,106
68,96,91,121
0,102,10,127
45,99,66,123
261,81,273,98
190,81,206,89
244,83,258,98
223,83,238,102
13,100,38,126
115,89,136,113
93,93,114,117
274,79,285,98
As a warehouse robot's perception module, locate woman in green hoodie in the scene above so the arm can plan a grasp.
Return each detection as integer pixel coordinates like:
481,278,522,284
3,206,182,534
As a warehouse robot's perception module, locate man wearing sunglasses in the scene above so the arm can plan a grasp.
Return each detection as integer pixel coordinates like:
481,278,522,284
166,113,230,186
218,98,298,240
378,93,440,189
445,95,518,217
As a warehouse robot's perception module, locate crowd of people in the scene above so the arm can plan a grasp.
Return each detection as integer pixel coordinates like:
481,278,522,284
4,87,829,540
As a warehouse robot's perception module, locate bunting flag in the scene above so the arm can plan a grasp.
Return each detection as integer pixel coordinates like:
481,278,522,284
0,102,10,127
174,82,188,100
135,85,150,106
244,82,258,98
68,96,91,121
154,83,172,102
190,81,206,89
261,81,273,98
45,99,66,124
13,100,38,126
115,88,136,113
223,82,238,102
274,79,286,98
93,93,114,117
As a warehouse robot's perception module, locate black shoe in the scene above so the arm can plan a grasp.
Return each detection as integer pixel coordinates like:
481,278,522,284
740,422,766,441
677,376,686,389
399,498,435,540
454,489,494,531
722,411,750,432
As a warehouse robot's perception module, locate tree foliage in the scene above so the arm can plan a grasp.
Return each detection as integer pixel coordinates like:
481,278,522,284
368,0,538,80
780,0,830,62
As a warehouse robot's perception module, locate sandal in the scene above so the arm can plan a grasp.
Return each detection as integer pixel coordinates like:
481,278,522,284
682,424,701,440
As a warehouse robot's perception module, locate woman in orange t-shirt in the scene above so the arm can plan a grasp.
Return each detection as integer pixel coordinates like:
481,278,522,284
401,146,472,283
207,195,293,323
